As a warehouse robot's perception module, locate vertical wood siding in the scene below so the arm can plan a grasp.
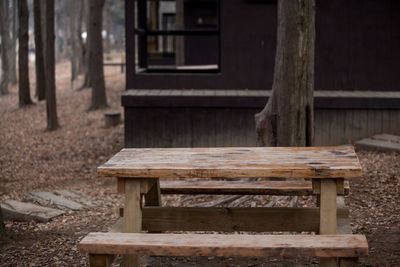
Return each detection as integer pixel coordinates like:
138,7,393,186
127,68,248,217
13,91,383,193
125,108,400,147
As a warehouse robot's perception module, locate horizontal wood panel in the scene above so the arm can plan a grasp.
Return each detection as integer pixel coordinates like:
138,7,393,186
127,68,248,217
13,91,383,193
79,232,368,258
98,146,362,179
140,207,349,233
122,90,400,109
159,180,350,195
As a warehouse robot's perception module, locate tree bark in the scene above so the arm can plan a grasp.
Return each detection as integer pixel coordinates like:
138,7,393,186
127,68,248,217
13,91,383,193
18,0,33,106
33,0,45,100
0,0,10,95
77,2,85,75
70,0,84,82
9,0,18,85
103,0,111,54
44,0,59,130
255,0,315,147
81,0,91,88
70,0,78,82
88,0,107,110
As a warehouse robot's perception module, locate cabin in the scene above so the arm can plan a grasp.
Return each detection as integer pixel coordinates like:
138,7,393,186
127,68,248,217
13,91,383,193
123,0,400,148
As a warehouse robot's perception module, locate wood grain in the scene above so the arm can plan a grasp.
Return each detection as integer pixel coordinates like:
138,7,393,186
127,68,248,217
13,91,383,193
320,179,338,267
98,146,362,179
123,180,142,267
140,206,349,233
160,180,350,195
79,232,368,258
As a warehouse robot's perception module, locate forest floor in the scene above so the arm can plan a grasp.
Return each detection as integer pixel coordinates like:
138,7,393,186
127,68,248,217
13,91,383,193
0,57,399,266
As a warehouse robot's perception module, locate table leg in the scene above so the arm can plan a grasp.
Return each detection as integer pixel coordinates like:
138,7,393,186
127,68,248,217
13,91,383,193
320,179,337,267
123,179,142,267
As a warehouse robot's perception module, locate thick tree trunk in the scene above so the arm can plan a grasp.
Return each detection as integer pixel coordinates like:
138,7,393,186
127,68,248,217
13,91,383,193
0,0,10,95
33,0,45,100
255,0,315,147
18,0,33,106
9,0,18,85
88,0,108,110
44,0,59,130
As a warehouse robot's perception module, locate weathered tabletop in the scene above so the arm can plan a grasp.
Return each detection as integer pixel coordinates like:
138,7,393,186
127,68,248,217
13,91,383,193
98,146,362,179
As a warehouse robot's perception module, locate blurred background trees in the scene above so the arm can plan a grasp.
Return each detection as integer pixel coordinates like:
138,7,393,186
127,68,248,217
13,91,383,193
0,0,125,122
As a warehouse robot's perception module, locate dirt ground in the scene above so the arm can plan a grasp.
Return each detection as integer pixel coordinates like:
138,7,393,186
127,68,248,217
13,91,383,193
0,59,399,266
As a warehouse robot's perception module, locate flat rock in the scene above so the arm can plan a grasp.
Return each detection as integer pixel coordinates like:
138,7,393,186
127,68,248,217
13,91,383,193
54,190,98,208
372,134,400,143
1,200,65,222
355,134,400,153
26,192,84,211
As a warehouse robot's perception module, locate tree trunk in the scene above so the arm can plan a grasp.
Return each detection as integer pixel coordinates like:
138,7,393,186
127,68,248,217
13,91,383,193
44,0,59,130
0,0,10,95
18,0,33,106
33,0,45,100
70,0,84,82
81,0,91,88
255,0,315,147
9,0,18,85
103,0,111,54
77,1,85,75
88,0,107,110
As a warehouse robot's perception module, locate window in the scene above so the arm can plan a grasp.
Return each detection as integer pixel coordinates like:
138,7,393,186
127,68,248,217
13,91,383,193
135,0,220,73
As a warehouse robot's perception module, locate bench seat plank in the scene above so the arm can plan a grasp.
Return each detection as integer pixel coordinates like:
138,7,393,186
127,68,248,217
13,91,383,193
98,146,362,179
79,232,368,258
159,180,350,195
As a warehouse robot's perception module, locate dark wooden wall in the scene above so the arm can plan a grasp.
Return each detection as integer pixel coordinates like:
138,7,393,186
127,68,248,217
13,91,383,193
126,0,400,91
125,108,400,147
316,0,400,91
125,107,400,147
123,90,400,147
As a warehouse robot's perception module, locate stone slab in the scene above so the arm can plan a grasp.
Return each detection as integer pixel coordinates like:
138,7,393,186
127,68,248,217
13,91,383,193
54,190,98,208
355,135,400,153
1,200,65,222
26,192,84,211
372,134,400,144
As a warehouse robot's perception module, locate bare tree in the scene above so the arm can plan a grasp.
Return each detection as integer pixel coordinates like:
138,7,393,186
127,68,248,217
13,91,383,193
33,0,45,100
255,0,315,147
88,0,107,109
77,3,85,75
103,0,111,54
9,0,18,85
0,0,11,95
70,0,84,83
81,0,91,88
18,0,33,106
44,0,59,130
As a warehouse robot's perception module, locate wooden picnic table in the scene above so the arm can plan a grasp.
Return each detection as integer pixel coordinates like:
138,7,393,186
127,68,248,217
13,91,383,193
95,146,364,267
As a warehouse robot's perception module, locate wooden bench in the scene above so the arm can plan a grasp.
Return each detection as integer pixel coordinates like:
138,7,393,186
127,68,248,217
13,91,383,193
80,232,368,266
159,180,350,195
81,146,366,267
